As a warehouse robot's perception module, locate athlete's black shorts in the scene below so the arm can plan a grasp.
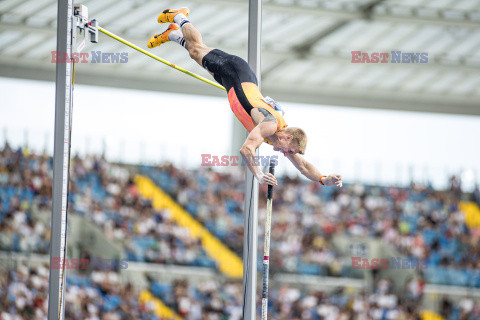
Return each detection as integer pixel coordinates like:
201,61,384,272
202,49,258,90
202,49,260,115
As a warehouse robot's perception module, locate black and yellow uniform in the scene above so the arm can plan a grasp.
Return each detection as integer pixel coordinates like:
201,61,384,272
202,49,287,141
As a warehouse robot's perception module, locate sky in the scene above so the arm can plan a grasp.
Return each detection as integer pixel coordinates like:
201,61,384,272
0,76,479,190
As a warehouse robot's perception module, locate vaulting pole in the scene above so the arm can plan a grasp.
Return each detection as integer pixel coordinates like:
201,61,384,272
98,27,225,91
242,0,262,319
261,161,275,320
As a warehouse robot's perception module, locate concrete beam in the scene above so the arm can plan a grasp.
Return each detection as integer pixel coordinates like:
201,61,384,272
1,59,478,116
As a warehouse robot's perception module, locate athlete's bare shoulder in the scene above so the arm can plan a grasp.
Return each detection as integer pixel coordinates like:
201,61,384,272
251,108,277,126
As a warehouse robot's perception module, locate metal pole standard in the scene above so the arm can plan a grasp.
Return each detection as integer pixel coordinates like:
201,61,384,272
262,161,275,320
242,0,262,319
48,0,73,319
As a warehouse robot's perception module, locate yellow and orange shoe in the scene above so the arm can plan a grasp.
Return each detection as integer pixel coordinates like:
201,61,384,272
157,7,190,24
147,23,180,48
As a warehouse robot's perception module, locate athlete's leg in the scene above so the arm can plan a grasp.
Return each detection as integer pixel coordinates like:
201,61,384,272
154,8,214,67
151,8,255,88
181,24,214,66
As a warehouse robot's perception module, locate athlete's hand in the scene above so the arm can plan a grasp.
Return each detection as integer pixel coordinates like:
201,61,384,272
257,172,278,186
322,174,342,187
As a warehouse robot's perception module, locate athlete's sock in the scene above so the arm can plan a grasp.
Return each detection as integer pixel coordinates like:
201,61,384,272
173,13,190,28
168,29,186,48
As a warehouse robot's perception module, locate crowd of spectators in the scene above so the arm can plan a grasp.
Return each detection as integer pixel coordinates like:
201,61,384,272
2,142,480,285
143,165,342,276
0,143,216,268
1,262,477,320
150,276,480,320
0,144,50,253
143,164,480,285
1,261,478,320
69,155,216,268
2,144,480,318
0,264,160,320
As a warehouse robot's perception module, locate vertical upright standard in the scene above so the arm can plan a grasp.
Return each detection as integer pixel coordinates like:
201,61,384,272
242,0,262,319
48,0,73,319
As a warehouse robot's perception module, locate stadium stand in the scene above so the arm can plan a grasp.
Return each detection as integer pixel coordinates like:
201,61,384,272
0,143,218,269
4,262,476,320
3,143,480,283
1,144,480,318
70,155,218,269
0,263,164,320
142,164,480,286
0,145,50,254
148,277,480,319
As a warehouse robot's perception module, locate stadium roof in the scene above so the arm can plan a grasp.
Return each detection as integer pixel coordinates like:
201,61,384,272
1,0,479,115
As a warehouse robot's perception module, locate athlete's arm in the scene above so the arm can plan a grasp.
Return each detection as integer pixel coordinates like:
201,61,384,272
240,122,278,186
286,153,342,187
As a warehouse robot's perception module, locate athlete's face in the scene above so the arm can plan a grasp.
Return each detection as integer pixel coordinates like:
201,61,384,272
273,137,298,156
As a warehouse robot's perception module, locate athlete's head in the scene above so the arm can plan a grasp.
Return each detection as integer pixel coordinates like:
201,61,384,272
273,127,307,155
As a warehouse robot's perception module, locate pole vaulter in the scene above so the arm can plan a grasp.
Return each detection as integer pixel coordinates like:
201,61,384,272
49,4,342,320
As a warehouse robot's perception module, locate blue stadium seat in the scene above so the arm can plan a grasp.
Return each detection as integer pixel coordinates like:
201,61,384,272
151,282,171,300
298,263,321,275
103,294,121,311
